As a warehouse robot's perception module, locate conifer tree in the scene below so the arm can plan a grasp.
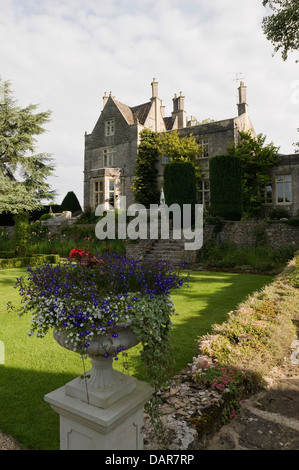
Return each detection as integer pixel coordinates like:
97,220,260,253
0,77,55,214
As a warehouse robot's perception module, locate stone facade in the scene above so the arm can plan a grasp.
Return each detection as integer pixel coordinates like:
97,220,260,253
83,79,298,216
268,154,299,217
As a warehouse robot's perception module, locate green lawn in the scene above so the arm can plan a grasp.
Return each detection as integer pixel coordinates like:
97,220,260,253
0,267,273,450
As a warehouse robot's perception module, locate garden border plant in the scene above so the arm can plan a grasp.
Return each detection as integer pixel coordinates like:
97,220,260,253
176,251,299,440
198,250,299,380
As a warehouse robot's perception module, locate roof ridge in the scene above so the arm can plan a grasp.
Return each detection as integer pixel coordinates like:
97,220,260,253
113,98,135,125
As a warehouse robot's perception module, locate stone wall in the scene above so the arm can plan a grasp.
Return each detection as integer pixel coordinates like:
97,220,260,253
204,220,299,250
126,221,299,265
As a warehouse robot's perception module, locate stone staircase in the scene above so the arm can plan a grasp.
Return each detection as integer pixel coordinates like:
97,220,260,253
126,225,199,265
144,238,185,265
143,236,197,266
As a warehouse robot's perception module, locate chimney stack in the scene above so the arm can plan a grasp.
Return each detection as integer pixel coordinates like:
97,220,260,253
151,78,159,99
103,91,109,108
172,91,186,128
238,81,248,115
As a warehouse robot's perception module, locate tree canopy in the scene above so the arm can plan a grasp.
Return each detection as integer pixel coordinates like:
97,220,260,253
0,78,55,214
131,129,160,207
227,131,280,217
262,0,299,61
157,130,199,163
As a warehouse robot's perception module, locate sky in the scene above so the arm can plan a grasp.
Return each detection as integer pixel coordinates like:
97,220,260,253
0,0,298,207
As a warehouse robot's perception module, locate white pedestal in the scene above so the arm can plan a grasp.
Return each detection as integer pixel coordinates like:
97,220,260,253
45,379,154,450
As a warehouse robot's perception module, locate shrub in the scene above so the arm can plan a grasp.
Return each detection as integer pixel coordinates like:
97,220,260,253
286,217,299,227
40,213,53,221
0,254,60,268
209,155,242,220
164,161,197,206
163,161,197,226
60,191,82,213
13,212,29,257
76,208,100,225
268,208,290,220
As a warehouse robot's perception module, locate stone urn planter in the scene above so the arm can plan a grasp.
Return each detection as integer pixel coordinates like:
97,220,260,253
53,323,140,409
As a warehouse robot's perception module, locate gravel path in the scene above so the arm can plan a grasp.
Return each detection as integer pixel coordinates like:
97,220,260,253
0,432,23,450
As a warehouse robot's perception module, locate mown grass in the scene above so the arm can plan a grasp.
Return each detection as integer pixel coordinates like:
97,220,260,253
0,267,273,450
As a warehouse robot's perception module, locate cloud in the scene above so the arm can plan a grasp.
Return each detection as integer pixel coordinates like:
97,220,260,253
0,0,298,206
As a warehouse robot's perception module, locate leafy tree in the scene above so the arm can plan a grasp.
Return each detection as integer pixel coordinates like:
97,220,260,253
262,2,299,151
262,0,299,61
157,130,201,175
131,129,160,207
0,77,55,214
226,131,280,217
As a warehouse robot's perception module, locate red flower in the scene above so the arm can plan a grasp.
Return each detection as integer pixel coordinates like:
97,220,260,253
69,248,104,266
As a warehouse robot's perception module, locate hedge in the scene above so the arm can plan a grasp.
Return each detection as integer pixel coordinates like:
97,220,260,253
209,155,242,221
0,254,60,269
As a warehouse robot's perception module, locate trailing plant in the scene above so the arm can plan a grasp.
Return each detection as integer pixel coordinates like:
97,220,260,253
8,251,188,391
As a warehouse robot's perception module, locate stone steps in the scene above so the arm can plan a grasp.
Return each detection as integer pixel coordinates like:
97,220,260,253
144,238,185,265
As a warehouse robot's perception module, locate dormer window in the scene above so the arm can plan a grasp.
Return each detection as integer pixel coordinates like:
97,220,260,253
105,119,115,136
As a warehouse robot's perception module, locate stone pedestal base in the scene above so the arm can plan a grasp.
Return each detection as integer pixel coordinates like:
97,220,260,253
64,357,138,409
45,379,153,450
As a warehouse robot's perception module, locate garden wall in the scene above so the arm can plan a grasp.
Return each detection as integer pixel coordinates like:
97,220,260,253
209,221,299,249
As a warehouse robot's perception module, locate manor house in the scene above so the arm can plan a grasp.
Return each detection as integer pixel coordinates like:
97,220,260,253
83,79,299,216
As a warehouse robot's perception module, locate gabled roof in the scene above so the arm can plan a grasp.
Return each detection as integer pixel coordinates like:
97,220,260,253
113,99,135,125
113,99,152,126
113,96,174,131
163,116,175,131
131,102,152,125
